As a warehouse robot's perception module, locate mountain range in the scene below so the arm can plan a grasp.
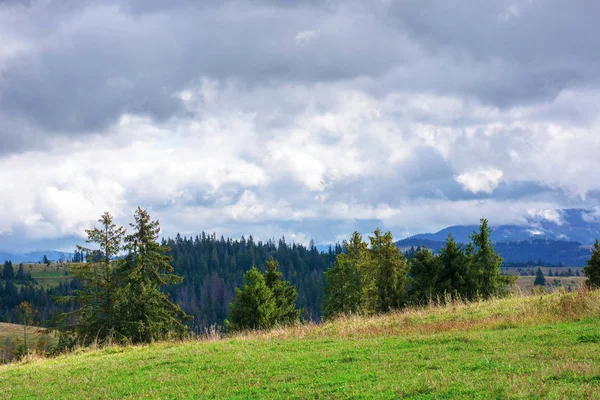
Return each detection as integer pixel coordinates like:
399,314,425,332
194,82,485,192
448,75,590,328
405,209,600,245
0,250,74,264
2,209,599,266
396,208,599,266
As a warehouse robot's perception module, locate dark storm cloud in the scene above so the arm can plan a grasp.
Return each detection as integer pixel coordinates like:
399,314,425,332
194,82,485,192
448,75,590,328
2,0,597,155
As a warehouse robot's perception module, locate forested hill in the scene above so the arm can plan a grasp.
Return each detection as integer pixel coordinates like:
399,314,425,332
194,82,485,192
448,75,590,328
0,235,339,327
163,233,340,328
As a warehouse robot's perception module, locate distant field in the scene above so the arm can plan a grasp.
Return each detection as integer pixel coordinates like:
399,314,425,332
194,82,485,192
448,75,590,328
515,275,587,295
21,263,74,288
0,323,56,350
2,290,600,399
503,266,585,276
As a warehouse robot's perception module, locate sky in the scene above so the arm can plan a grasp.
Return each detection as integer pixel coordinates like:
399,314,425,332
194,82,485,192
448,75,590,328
1,0,600,253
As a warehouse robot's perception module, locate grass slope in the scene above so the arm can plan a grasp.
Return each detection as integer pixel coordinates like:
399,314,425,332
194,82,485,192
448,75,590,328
2,291,600,399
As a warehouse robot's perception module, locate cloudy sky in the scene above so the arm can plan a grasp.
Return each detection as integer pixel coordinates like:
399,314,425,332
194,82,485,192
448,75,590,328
1,0,599,252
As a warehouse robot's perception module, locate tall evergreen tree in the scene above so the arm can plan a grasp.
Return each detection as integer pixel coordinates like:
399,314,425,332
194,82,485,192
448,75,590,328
263,257,300,325
437,234,470,298
323,255,362,318
54,212,127,345
534,268,546,286
116,208,191,343
227,267,277,331
583,239,600,288
369,229,409,311
2,261,14,281
470,218,512,298
346,232,377,313
409,246,441,302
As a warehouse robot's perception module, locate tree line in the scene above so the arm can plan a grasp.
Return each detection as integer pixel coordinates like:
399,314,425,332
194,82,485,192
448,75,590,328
4,210,600,352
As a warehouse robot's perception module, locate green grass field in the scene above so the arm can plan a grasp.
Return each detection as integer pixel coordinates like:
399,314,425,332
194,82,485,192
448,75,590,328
25,263,73,288
2,290,600,399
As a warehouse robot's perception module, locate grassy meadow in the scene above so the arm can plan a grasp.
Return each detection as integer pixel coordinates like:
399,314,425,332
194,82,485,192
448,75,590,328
25,262,73,289
0,323,56,358
1,289,600,399
515,275,587,295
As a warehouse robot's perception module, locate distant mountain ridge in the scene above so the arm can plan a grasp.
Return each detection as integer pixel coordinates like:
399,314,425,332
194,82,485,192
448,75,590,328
0,250,74,264
395,208,600,266
406,209,600,245
396,237,591,266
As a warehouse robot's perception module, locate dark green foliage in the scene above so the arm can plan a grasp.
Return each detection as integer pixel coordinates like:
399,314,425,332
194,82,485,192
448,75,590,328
228,257,300,331
436,234,472,297
583,240,600,288
470,219,514,298
409,219,514,304
534,268,546,286
370,229,409,311
409,247,440,301
54,209,191,345
323,256,362,319
165,234,336,326
115,208,191,343
53,212,127,345
323,229,409,318
2,261,14,280
227,267,277,331
264,257,301,325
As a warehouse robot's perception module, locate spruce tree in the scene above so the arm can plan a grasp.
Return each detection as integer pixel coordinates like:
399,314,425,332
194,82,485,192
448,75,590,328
227,267,277,331
534,268,546,286
263,257,300,325
369,229,409,311
116,208,191,343
469,219,513,298
437,234,471,299
54,212,127,345
2,261,14,281
323,255,362,319
583,239,600,288
409,246,441,302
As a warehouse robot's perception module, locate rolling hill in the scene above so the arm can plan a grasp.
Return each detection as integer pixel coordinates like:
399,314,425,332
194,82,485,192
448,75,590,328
1,290,599,398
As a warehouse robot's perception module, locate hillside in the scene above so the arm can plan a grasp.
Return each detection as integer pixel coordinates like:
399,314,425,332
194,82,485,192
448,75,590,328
2,290,600,399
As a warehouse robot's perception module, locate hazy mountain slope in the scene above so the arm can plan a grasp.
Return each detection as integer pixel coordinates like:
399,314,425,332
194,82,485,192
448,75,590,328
407,209,600,245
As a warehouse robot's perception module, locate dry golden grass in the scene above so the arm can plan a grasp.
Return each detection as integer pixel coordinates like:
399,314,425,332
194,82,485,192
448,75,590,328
231,287,600,342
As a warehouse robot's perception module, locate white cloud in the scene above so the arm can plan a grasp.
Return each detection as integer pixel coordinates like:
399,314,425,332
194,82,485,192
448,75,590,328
1,0,600,250
527,209,564,225
295,30,319,45
455,168,504,194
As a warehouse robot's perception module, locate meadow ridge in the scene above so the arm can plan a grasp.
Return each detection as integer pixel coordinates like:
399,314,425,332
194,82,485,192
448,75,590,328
2,289,600,399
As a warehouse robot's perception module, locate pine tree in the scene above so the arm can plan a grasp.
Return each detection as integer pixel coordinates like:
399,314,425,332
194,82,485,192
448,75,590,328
369,229,409,311
323,255,362,318
116,208,191,343
15,264,26,281
346,231,377,313
263,257,300,325
409,246,441,302
2,261,14,281
227,267,277,331
583,239,600,288
54,212,127,345
469,219,513,299
534,268,546,286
